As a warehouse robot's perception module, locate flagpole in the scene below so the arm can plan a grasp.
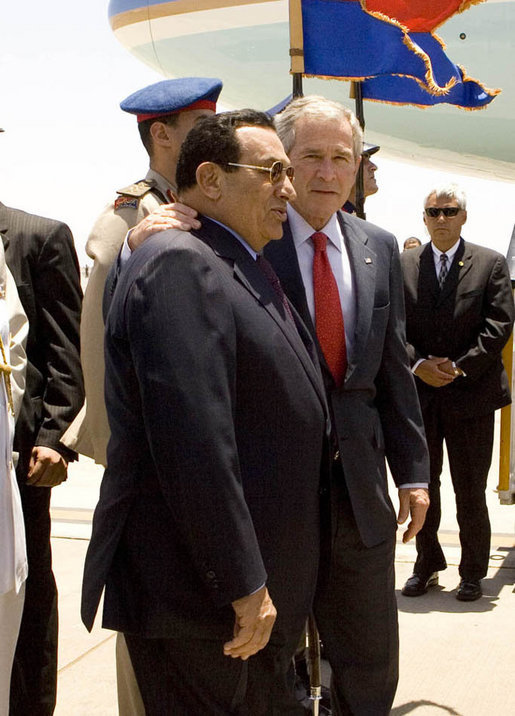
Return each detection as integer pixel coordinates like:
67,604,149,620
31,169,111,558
351,80,366,219
289,0,304,97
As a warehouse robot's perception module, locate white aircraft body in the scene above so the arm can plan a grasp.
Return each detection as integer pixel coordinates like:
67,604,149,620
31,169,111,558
108,0,515,176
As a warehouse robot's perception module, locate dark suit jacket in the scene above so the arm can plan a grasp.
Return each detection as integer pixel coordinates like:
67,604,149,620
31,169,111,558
0,203,84,477
265,212,429,547
401,238,514,418
81,218,329,639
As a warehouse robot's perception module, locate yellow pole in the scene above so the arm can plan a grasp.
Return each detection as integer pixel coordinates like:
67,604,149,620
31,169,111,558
289,0,305,75
498,320,513,492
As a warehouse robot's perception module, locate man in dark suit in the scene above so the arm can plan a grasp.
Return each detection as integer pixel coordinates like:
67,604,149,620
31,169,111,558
81,110,330,714
265,95,430,716
400,184,514,602
0,203,83,714
125,96,430,716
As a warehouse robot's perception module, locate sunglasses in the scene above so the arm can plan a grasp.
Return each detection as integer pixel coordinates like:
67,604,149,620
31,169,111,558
425,207,460,218
226,161,295,184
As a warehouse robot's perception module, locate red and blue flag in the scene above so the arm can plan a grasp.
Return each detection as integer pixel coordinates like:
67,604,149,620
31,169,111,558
296,0,499,108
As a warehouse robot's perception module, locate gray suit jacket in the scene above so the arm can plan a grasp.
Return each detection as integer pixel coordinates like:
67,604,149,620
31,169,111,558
265,212,429,547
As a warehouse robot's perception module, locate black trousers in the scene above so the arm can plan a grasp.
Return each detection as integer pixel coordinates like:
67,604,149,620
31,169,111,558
125,623,307,715
415,404,494,581
314,473,399,716
415,400,494,579
10,485,58,716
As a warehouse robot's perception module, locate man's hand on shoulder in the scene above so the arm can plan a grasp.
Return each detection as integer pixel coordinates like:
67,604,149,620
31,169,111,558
26,446,68,487
414,356,457,387
128,203,201,251
397,487,430,543
224,585,277,661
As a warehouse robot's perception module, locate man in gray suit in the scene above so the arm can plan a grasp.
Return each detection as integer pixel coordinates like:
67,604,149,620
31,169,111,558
126,96,430,715
265,95,429,716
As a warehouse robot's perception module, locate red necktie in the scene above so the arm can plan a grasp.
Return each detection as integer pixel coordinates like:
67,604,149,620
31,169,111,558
312,232,347,385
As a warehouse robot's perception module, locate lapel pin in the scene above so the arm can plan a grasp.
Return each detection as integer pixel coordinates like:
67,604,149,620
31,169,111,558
365,257,372,264
458,261,464,267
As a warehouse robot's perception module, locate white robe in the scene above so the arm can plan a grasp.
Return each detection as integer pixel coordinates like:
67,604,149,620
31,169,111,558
0,240,28,715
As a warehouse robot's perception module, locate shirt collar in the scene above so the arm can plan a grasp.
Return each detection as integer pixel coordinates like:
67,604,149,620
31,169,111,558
431,238,461,261
146,168,176,198
287,205,342,253
207,217,258,259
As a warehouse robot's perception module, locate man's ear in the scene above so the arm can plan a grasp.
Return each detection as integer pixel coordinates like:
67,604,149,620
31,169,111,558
150,121,174,148
196,162,222,200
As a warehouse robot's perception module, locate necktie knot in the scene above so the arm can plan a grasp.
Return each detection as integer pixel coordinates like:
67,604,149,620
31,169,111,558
311,232,328,253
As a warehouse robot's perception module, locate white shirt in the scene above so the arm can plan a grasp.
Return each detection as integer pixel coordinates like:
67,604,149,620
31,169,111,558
288,205,357,362
0,270,27,596
431,238,460,272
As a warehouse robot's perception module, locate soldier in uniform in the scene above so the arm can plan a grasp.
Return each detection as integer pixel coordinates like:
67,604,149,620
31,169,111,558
61,76,222,716
62,76,223,467
342,141,379,214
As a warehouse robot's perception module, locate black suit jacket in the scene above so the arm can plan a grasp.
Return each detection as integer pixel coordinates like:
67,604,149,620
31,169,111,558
265,213,429,547
401,238,514,418
0,203,84,477
81,219,329,638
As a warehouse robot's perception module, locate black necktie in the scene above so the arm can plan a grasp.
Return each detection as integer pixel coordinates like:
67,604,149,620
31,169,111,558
438,253,448,289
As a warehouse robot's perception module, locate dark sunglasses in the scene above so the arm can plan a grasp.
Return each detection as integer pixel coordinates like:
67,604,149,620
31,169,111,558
226,161,294,184
425,207,461,218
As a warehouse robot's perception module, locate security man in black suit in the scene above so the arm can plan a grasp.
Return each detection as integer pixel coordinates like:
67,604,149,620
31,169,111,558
401,184,514,602
0,202,83,714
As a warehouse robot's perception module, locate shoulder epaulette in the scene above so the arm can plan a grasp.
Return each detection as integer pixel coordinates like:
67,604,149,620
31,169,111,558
116,179,155,198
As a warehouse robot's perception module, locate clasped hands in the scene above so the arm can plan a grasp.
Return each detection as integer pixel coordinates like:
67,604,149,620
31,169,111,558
415,356,463,388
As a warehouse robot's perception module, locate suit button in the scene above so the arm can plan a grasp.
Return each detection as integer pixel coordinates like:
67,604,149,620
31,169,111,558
206,570,216,581
319,486,328,496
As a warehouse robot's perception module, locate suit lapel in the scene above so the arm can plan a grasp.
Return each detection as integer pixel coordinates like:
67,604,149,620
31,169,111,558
418,243,439,303
265,222,315,335
192,219,327,409
264,221,334,384
337,213,376,383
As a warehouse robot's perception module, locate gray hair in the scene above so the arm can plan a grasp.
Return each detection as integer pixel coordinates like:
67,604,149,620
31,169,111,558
274,95,363,160
424,183,467,210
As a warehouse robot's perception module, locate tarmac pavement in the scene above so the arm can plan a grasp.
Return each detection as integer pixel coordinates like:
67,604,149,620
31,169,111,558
49,418,514,715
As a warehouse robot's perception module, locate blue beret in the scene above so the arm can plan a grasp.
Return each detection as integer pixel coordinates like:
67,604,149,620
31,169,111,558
120,77,223,122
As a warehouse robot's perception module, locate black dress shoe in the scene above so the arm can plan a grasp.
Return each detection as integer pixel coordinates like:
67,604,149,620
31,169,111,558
401,572,439,596
456,578,482,601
